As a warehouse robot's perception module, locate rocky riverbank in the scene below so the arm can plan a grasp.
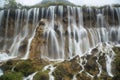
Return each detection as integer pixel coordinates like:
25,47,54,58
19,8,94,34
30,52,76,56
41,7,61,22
0,46,119,80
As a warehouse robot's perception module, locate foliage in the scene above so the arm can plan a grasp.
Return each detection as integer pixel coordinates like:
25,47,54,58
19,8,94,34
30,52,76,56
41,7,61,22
0,71,23,80
2,0,22,9
14,60,35,76
1,60,18,71
31,2,75,8
33,71,49,80
53,59,81,80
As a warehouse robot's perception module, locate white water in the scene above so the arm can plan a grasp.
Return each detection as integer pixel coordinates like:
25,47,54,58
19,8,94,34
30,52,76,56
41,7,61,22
0,6,119,60
0,10,4,27
105,43,115,77
0,6,119,78
93,43,115,77
22,26,37,59
72,75,77,80
96,56,102,77
0,69,3,77
3,9,10,50
43,64,55,80
23,72,37,80
0,52,16,62
10,9,32,57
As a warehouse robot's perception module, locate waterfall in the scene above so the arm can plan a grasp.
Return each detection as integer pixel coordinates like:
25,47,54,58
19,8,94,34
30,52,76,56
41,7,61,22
0,69,3,77
0,10,4,27
43,64,56,80
0,5,120,79
3,9,10,50
23,72,37,80
0,6,119,60
0,10,4,50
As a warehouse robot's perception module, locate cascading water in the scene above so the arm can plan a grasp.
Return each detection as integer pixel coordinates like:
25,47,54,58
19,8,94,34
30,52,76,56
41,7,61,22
3,9,10,50
0,6,119,59
23,72,37,80
0,69,3,77
0,5,120,78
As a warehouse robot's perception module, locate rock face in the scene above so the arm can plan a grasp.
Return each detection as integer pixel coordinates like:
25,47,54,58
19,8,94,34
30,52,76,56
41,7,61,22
0,6,120,59
29,19,47,59
53,56,81,80
0,46,120,80
0,5,120,80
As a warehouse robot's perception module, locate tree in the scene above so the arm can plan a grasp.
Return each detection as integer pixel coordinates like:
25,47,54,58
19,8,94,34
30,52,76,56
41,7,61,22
4,0,22,8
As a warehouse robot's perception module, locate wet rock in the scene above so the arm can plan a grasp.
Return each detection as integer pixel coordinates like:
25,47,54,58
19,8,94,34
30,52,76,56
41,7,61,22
18,40,28,57
29,19,47,59
53,56,82,80
85,55,99,76
14,60,35,76
76,72,91,80
112,47,120,80
1,60,18,71
0,59,49,77
33,71,49,80
98,52,107,75
94,75,112,80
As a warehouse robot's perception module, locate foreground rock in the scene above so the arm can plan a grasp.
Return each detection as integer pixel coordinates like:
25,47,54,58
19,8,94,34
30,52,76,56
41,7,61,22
29,19,47,59
0,46,120,80
112,47,120,80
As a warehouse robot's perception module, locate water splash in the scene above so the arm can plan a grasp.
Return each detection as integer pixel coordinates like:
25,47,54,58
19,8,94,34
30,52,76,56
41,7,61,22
0,69,3,77
23,72,37,80
0,52,16,62
43,64,56,80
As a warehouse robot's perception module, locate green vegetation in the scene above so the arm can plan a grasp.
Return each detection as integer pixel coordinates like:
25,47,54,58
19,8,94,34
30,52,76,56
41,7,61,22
1,59,49,77
1,0,22,9
0,71,23,80
33,71,49,80
113,4,120,7
53,58,81,80
36,0,75,6
0,0,120,10
32,2,75,8
14,60,35,76
0,48,120,80
1,60,18,71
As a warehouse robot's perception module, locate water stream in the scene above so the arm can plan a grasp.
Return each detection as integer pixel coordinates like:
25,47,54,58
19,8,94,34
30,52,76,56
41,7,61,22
0,5,119,78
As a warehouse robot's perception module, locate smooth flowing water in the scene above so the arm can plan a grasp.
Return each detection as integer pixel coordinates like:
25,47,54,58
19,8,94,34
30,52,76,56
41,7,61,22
23,72,37,80
0,69,3,77
0,6,120,77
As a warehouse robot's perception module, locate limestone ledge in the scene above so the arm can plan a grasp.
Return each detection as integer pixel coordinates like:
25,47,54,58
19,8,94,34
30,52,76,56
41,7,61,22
0,46,120,80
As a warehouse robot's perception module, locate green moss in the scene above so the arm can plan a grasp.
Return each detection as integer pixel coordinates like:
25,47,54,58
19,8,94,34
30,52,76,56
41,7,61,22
1,59,48,77
53,59,81,80
53,67,65,80
0,71,23,80
1,60,18,71
76,72,91,80
113,47,120,54
33,71,49,80
53,63,74,79
14,60,35,76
